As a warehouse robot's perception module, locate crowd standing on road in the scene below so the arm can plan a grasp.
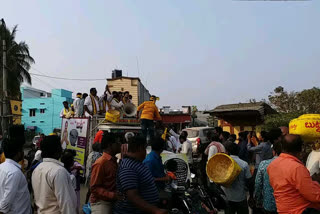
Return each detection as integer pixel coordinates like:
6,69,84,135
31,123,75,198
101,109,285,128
0,127,319,214
1,86,320,214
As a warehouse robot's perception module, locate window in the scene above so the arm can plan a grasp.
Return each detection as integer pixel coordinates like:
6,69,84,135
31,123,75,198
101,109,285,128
40,109,45,114
32,121,36,123
186,130,199,138
29,109,36,117
202,129,214,138
40,103,45,105
40,121,44,123
131,79,138,86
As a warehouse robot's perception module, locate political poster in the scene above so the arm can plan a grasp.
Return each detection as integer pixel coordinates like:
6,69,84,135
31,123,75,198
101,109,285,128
61,118,89,169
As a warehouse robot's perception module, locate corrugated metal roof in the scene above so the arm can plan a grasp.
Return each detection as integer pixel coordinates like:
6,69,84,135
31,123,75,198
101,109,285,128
205,102,276,115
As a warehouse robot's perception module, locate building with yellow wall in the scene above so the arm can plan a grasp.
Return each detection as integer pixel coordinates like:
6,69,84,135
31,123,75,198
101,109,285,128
10,100,22,125
206,102,276,136
107,73,151,106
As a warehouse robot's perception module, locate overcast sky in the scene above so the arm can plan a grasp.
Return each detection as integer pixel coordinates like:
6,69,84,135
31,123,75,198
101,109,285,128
1,1,319,110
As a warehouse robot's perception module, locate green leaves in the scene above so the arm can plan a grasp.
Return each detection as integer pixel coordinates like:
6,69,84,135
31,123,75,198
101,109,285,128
263,86,320,130
263,112,301,131
268,86,320,114
0,23,34,98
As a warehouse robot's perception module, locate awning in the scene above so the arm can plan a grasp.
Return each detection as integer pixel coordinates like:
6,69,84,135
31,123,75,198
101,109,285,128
161,114,191,124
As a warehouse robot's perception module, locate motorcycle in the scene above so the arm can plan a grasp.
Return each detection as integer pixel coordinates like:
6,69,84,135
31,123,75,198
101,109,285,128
189,164,228,211
161,158,193,214
162,158,224,214
187,174,218,214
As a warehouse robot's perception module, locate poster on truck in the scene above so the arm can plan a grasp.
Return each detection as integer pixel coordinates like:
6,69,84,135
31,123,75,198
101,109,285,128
61,118,89,169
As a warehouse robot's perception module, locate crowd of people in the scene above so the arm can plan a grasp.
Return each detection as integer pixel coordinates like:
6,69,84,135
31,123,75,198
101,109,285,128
0,93,320,214
60,85,133,118
0,124,320,214
82,123,320,214
189,127,320,214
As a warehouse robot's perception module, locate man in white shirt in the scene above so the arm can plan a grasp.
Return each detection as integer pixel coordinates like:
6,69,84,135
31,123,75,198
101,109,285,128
306,145,320,177
73,93,82,117
205,132,226,161
169,129,190,153
32,135,77,213
79,93,88,117
179,135,193,165
204,132,226,185
168,135,181,153
84,88,100,117
0,138,32,214
110,92,124,111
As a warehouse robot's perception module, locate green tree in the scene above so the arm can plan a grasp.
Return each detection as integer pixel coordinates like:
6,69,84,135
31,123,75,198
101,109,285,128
263,86,320,130
263,112,301,131
268,86,320,114
268,86,299,113
296,87,320,114
0,22,34,98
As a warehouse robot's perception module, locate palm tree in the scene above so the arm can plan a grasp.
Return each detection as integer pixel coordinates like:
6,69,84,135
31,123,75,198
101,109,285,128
0,20,34,98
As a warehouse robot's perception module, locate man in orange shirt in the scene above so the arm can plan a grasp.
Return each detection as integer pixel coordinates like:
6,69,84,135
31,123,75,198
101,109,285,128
137,95,162,140
90,133,122,213
267,134,320,214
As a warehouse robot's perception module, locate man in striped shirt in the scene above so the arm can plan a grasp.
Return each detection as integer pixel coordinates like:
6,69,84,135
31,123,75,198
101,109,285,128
114,136,167,214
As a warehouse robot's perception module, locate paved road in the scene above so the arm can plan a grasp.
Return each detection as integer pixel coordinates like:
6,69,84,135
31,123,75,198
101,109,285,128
80,184,89,213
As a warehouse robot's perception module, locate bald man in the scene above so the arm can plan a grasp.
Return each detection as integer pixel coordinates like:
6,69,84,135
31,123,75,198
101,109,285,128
279,126,289,136
268,135,320,214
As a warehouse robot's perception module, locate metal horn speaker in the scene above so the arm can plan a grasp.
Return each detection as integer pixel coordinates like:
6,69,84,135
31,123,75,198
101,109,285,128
123,103,137,117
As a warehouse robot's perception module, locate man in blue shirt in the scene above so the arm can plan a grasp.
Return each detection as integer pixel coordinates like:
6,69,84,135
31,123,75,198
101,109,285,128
114,136,167,214
143,138,170,190
254,141,282,214
247,131,273,170
238,132,249,163
223,141,252,214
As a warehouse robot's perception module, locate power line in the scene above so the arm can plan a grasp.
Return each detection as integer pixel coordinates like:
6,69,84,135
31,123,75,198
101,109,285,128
31,67,66,90
32,76,57,90
30,73,106,81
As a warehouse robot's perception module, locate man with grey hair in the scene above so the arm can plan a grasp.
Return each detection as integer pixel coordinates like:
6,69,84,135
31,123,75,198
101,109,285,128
121,132,134,157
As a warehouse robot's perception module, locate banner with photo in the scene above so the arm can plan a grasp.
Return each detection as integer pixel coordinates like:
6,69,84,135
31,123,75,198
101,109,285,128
61,118,89,169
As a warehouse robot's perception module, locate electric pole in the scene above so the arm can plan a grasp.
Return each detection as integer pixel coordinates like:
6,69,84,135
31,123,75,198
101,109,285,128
1,19,8,138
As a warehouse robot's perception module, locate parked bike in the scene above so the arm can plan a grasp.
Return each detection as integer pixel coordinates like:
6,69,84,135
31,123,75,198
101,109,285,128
161,158,226,214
